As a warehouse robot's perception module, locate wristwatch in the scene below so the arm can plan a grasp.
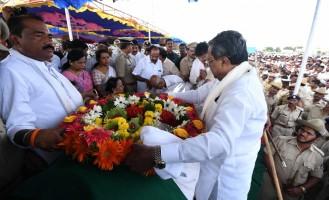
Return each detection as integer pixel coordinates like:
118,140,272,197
154,146,166,169
299,186,307,193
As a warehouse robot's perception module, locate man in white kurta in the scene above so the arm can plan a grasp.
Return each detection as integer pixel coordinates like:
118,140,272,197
0,15,83,164
125,30,267,200
132,47,163,92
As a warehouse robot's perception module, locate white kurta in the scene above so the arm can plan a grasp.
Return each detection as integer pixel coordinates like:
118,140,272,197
0,49,83,163
164,67,267,200
132,56,163,92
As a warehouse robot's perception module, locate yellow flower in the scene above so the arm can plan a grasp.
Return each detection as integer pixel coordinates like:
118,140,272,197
84,125,96,132
185,106,193,112
144,117,154,125
192,120,204,130
133,127,142,139
117,129,129,138
63,115,77,123
144,111,154,118
155,104,163,112
173,128,189,139
78,106,88,113
89,100,97,105
95,118,103,126
118,122,129,131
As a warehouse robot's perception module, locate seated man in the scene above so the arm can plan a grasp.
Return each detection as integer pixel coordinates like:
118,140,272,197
259,119,325,200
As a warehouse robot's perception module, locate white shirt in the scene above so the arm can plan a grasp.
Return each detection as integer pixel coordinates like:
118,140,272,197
133,56,163,92
163,67,267,200
0,49,83,163
130,52,145,67
49,54,61,72
189,57,205,85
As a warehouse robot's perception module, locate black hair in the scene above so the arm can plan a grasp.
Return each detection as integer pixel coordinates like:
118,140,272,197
93,49,110,68
70,39,88,50
62,49,85,71
166,38,173,44
148,45,159,52
195,42,208,57
120,42,132,50
208,30,248,65
159,47,167,59
179,43,187,48
7,14,44,37
105,77,124,93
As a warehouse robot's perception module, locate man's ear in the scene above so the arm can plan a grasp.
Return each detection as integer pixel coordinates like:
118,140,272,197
9,34,20,47
222,56,231,65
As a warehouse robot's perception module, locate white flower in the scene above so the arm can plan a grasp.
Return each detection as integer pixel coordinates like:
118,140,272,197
128,95,140,104
114,96,128,108
174,106,186,120
82,105,103,125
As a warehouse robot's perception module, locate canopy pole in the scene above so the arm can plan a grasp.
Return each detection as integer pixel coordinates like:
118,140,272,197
64,8,73,41
293,0,321,95
148,25,151,42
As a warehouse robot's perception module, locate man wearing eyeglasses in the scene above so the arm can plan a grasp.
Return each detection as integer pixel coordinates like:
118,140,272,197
260,119,325,200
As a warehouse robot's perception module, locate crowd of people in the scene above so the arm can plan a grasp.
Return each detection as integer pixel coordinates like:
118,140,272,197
253,54,329,200
0,9,329,200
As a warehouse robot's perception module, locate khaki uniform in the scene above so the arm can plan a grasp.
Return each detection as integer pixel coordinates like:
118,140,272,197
115,52,136,92
179,56,194,81
162,58,181,77
265,95,279,114
271,105,303,138
276,88,289,100
263,80,274,92
259,136,324,200
303,102,328,120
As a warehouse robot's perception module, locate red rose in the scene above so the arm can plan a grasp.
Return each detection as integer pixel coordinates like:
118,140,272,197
160,110,179,127
185,121,199,137
126,105,144,118
98,98,108,106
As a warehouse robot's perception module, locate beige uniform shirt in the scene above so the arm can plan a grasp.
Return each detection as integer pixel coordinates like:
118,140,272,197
304,102,328,120
265,94,278,114
115,52,136,84
179,56,194,81
270,136,323,186
115,52,136,91
271,105,303,137
162,58,181,77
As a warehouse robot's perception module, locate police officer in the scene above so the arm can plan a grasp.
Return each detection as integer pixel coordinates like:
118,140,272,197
271,95,303,138
259,119,325,200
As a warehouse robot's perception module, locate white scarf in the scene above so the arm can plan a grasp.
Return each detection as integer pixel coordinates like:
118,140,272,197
10,49,83,114
200,61,252,121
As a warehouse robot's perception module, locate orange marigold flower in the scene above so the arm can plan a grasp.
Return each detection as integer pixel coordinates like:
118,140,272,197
93,140,123,171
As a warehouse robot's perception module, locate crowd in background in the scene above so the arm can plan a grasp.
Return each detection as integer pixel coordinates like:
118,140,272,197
252,54,329,200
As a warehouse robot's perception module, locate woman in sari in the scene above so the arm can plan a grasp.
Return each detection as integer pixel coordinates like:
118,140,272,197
92,49,116,97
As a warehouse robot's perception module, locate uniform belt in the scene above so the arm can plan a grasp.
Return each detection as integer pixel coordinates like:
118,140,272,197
276,123,294,128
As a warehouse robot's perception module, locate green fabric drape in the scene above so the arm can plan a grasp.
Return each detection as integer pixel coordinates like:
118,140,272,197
11,156,186,200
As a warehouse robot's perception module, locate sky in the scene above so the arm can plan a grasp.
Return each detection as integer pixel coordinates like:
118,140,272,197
106,0,329,51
